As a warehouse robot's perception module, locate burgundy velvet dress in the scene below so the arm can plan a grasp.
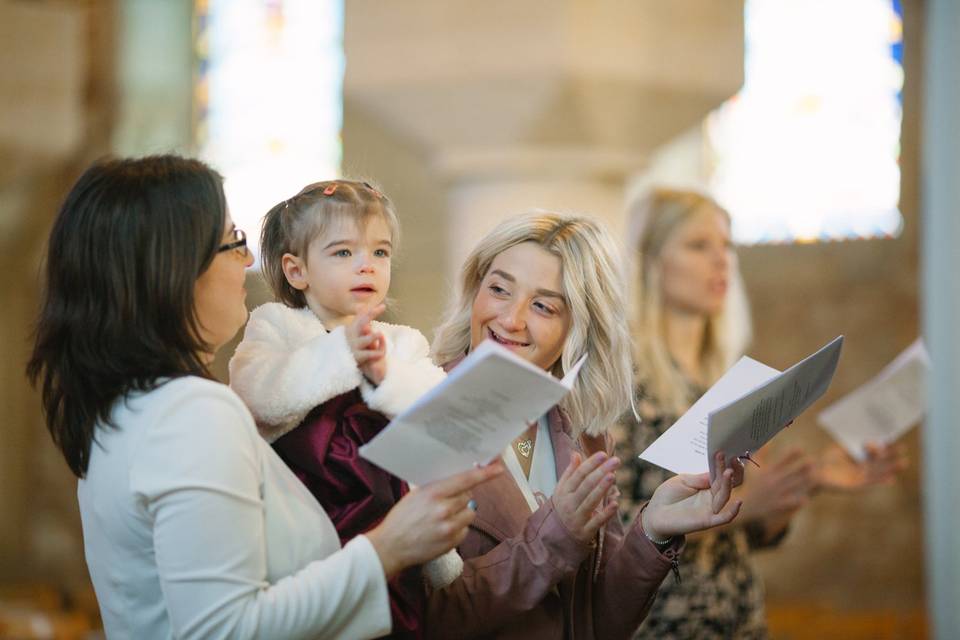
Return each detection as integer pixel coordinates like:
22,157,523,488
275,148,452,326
273,388,425,639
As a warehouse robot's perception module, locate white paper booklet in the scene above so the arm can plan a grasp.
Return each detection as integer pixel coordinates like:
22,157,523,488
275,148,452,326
638,357,780,475
818,339,929,461
359,340,587,485
707,336,844,479
640,337,844,479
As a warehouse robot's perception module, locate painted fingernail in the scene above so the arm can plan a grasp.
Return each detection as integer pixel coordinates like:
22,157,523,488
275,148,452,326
468,499,478,511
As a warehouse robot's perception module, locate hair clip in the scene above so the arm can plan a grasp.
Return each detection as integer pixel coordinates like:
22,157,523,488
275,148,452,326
362,181,382,199
323,184,338,196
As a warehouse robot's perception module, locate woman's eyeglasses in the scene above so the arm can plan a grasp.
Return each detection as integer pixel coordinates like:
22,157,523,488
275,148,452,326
217,228,248,257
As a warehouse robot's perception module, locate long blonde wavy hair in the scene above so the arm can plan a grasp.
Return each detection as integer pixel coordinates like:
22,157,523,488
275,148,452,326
432,212,634,437
629,188,752,416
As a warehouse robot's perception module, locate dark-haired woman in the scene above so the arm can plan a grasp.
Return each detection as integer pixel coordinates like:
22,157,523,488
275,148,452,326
27,155,501,640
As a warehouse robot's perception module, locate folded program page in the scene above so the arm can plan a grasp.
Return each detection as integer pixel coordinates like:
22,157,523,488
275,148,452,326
360,340,586,485
640,336,844,480
818,338,928,461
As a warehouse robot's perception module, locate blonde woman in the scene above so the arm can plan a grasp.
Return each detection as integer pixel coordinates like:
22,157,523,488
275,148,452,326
616,188,907,639
426,212,745,639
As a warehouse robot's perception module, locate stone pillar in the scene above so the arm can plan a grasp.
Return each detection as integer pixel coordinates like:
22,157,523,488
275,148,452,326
344,0,745,281
921,0,960,636
0,2,88,583
438,150,641,271
0,0,117,585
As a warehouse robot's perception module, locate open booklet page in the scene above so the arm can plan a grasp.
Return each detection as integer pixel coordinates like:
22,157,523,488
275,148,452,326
640,337,843,478
359,340,587,485
818,338,928,461
707,336,844,479
639,357,780,475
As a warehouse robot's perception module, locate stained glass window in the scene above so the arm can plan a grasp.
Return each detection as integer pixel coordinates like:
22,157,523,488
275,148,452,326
194,0,343,262
706,0,904,244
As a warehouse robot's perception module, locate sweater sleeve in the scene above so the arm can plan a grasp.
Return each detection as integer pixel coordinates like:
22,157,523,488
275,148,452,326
360,323,447,418
129,387,391,640
229,303,363,442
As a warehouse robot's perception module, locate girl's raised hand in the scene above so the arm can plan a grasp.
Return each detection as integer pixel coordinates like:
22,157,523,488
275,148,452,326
641,451,743,541
346,304,387,384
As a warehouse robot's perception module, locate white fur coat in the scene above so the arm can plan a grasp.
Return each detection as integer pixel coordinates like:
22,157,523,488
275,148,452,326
229,303,447,441
228,302,459,587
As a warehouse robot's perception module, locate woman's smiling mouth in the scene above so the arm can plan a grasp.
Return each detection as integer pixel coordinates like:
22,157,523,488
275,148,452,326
488,327,529,347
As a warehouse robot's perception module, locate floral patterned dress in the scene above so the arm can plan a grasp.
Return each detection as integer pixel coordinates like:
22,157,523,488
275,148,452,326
612,382,781,640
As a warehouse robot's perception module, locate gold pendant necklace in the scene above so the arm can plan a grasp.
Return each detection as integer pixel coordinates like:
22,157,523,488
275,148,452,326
515,438,533,458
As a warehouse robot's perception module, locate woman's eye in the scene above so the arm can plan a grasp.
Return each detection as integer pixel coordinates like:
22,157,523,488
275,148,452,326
489,284,508,296
533,301,556,316
334,249,351,257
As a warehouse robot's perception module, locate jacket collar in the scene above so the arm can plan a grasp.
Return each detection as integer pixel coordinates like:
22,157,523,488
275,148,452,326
471,407,577,542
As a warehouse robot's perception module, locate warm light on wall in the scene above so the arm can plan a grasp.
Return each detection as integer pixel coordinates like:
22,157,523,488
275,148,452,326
706,0,904,244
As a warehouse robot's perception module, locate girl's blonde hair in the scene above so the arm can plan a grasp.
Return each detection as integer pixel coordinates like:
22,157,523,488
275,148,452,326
260,179,399,308
629,188,752,415
432,212,633,437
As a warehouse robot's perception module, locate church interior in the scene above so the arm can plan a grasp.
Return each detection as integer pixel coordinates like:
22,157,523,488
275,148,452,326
1,1,957,638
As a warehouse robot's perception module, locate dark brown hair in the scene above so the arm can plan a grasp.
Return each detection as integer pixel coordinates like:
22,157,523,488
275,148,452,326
26,155,226,477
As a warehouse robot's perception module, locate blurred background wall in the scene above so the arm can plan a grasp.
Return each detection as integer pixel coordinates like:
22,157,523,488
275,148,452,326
0,0,937,637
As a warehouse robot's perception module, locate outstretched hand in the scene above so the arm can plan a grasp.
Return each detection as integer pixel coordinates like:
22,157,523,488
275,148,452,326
642,452,743,541
815,441,908,492
736,447,816,523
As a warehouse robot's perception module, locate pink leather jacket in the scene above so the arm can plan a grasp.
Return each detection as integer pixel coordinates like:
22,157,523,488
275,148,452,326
425,406,683,639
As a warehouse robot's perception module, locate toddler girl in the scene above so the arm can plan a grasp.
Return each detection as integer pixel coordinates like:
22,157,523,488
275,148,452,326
230,180,450,639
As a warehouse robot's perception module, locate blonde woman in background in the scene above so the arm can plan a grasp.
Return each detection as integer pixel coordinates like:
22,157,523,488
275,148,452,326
615,188,907,639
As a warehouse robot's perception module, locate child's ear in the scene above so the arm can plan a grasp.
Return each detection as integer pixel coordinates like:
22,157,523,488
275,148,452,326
281,253,309,291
